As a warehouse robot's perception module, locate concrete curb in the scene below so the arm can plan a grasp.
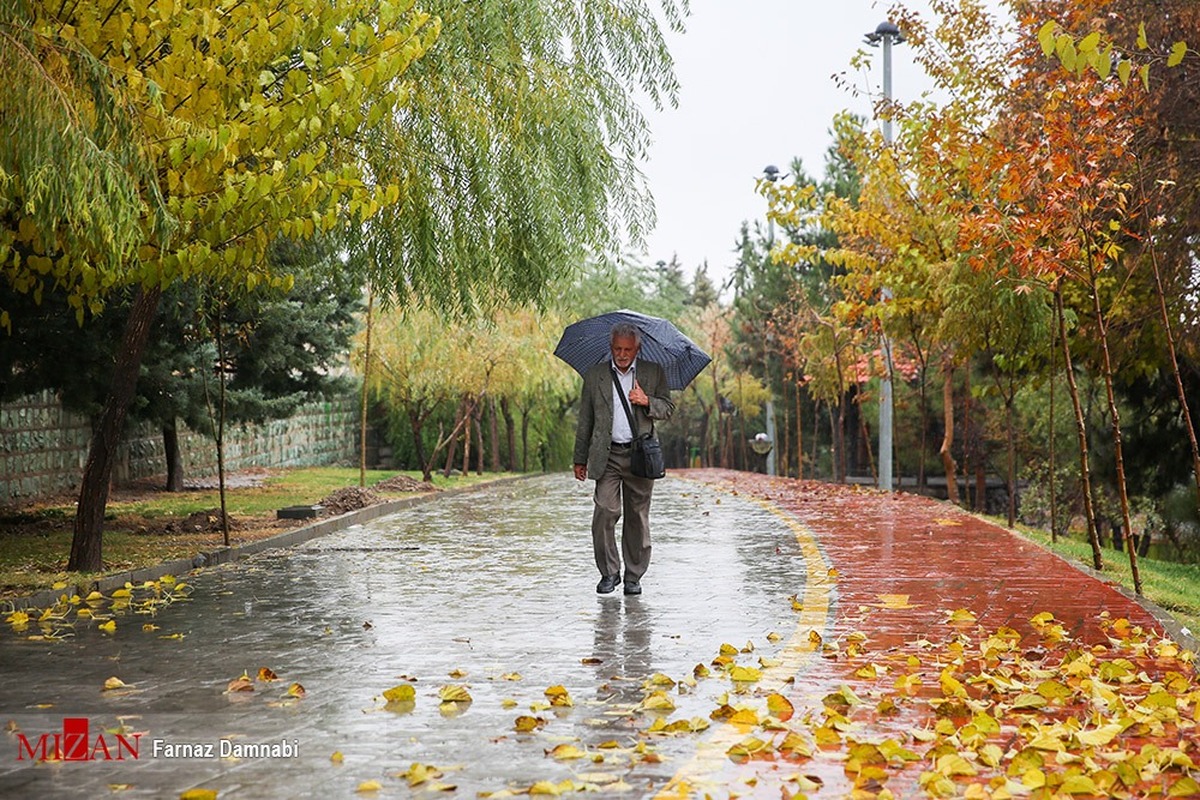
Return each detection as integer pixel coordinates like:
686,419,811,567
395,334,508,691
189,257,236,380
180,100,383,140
5,474,537,611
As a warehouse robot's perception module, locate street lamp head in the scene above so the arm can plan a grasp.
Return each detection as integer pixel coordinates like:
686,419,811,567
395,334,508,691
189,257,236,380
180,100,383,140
864,20,905,47
762,164,788,182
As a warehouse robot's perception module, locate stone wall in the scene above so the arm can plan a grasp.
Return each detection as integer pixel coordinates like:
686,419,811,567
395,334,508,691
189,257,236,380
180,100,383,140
0,391,360,503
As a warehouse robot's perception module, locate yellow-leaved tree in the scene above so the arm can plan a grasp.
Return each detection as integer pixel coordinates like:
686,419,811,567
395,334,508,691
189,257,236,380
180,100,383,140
1,0,438,570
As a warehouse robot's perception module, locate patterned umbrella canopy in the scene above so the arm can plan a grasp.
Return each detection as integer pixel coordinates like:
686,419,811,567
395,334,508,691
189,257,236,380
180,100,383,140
553,309,712,391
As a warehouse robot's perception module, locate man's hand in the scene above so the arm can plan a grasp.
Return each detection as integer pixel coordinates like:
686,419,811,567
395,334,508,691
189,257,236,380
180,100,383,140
629,381,649,407
573,464,587,481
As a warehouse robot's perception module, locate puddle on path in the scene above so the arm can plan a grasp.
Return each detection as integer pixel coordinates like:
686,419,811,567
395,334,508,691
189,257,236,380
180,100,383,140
0,475,826,799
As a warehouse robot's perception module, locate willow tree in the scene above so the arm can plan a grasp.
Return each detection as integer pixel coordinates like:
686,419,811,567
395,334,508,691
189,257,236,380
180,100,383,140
2,0,438,571
352,0,686,311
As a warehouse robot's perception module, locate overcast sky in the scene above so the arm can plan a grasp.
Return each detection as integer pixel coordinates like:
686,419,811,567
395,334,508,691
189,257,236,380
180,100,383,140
634,1,1006,289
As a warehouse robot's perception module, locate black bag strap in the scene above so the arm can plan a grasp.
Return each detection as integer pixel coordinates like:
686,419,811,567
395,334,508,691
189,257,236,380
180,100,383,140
611,367,652,438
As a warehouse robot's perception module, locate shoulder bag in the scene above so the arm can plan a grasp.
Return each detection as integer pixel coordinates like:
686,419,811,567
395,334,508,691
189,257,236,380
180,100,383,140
611,369,666,479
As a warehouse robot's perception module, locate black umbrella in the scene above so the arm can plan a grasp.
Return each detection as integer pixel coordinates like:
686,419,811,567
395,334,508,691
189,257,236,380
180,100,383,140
553,309,712,391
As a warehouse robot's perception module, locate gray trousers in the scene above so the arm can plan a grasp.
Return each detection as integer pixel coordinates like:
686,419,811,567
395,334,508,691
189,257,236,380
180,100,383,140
591,446,654,580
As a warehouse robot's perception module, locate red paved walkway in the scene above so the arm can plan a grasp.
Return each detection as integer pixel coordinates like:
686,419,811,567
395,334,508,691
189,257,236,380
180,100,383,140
673,470,1196,799
682,470,1169,645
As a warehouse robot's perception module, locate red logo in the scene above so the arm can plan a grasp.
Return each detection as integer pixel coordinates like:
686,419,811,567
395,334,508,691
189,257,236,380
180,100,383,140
16,718,140,762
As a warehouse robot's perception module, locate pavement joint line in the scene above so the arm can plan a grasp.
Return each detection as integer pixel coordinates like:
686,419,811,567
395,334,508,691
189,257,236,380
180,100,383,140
3,474,539,612
657,483,836,797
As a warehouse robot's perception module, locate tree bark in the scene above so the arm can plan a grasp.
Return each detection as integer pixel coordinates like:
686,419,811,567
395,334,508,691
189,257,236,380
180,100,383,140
520,404,531,472
69,285,163,572
1086,265,1142,594
939,355,959,506
473,403,484,476
408,403,432,482
443,398,465,478
1055,288,1104,571
359,287,374,488
501,397,516,471
488,396,500,473
1049,324,1058,542
1005,398,1017,529
163,419,184,492
795,379,803,480
214,308,230,547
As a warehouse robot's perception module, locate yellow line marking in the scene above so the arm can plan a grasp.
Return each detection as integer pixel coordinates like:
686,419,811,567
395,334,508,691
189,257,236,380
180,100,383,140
655,489,836,798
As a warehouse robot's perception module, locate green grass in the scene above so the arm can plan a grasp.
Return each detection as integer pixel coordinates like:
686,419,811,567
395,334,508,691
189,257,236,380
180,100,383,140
1009,520,1200,636
0,468,521,601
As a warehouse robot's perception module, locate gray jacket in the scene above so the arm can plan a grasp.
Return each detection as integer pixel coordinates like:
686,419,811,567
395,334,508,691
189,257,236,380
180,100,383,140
573,359,675,479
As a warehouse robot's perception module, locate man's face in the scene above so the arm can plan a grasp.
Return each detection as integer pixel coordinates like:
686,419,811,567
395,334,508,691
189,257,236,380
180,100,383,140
611,335,639,371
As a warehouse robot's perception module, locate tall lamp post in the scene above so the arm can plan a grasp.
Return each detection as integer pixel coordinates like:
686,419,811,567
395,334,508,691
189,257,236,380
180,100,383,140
760,164,786,477
864,20,904,492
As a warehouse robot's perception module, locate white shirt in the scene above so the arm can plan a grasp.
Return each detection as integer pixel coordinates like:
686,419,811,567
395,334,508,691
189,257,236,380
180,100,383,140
610,358,637,443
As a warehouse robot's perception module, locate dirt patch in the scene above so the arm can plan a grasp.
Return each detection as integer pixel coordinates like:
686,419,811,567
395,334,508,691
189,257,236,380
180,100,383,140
373,474,440,493
319,487,383,515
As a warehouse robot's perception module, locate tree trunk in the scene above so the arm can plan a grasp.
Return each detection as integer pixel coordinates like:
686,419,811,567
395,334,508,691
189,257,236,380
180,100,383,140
828,405,841,483
962,368,974,510
779,380,789,476
1086,268,1142,594
460,397,472,477
69,285,163,572
501,397,516,472
488,397,500,473
163,419,184,492
1005,399,1017,529
795,380,803,480
858,395,877,482
520,404,531,472
408,403,432,482
1049,325,1058,542
443,398,465,478
939,355,959,506
359,287,374,488
1055,288,1104,570
214,309,230,547
473,403,484,476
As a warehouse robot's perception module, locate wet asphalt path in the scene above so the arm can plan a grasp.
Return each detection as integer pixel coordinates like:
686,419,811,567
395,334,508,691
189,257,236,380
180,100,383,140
0,475,825,798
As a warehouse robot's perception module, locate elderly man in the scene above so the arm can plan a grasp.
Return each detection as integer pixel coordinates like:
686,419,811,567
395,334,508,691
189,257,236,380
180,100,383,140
573,323,674,595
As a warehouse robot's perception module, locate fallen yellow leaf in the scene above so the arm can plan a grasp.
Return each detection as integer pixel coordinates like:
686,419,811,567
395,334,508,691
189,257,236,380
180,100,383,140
766,693,794,721
729,665,762,683
544,685,572,707
438,685,472,703
383,685,416,703
98,620,117,634
179,790,218,800
103,677,127,691
330,751,344,764
226,672,254,693
257,667,279,682
286,682,306,698
546,743,587,760
514,715,545,733
639,691,676,712
399,763,443,786
355,780,382,793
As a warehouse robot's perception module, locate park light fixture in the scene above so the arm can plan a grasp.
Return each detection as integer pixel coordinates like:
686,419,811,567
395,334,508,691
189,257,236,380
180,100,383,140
864,20,905,492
